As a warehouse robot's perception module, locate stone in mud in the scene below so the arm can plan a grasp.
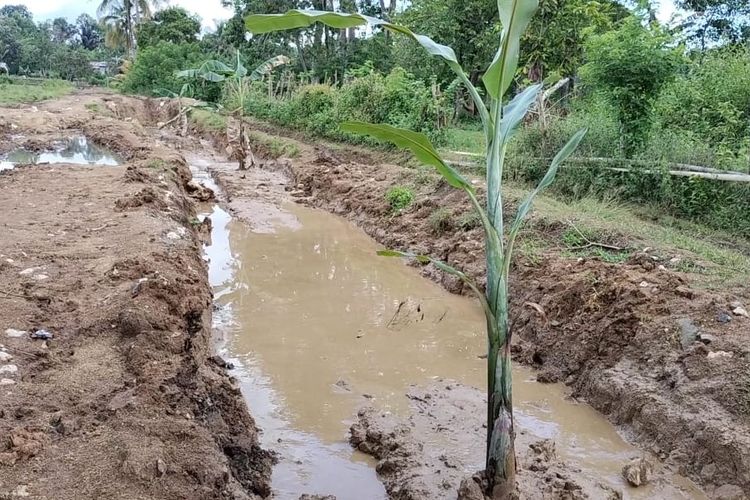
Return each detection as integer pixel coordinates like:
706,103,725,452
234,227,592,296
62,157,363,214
698,333,718,344
457,475,487,500
717,311,732,323
299,495,336,500
676,318,699,348
621,457,653,487
732,306,749,318
674,285,694,299
186,179,215,202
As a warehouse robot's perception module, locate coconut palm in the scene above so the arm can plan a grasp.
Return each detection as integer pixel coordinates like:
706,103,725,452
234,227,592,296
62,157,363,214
97,0,161,57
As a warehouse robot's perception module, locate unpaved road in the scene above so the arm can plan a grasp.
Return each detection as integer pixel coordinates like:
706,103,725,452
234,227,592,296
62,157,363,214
0,91,272,500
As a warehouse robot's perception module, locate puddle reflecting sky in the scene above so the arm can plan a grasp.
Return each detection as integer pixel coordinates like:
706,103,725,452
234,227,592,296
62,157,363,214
0,136,121,170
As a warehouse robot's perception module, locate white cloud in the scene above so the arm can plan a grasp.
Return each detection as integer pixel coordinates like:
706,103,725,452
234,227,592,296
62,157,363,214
0,0,234,30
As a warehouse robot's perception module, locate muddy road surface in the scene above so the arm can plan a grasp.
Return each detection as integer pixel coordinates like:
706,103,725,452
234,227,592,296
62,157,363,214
0,91,272,499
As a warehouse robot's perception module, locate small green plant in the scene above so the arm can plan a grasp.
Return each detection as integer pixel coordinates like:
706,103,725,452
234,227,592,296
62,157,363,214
457,211,481,230
428,207,454,233
247,5,585,495
386,186,414,213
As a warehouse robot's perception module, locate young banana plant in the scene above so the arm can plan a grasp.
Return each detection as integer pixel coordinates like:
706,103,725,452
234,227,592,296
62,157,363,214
177,52,290,169
247,5,585,497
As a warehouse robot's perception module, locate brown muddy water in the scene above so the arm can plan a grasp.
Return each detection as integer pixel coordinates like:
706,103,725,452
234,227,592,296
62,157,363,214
199,194,705,499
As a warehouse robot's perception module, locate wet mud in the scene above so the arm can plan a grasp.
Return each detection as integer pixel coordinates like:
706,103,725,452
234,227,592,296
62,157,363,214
0,91,272,500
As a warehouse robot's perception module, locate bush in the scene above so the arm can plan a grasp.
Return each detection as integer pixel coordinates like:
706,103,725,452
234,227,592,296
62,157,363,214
240,66,449,145
386,185,414,213
121,42,221,101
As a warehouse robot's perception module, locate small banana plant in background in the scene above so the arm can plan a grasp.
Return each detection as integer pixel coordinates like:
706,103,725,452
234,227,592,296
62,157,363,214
247,5,585,497
177,51,289,170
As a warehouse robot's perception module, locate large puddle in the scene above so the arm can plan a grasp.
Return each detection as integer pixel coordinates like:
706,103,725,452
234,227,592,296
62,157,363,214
201,197,705,499
0,136,121,170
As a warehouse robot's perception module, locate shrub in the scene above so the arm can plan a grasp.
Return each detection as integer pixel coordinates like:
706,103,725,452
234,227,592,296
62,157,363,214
385,185,414,213
428,207,453,233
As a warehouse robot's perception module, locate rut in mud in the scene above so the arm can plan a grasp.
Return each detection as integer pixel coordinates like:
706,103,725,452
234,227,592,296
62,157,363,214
0,91,272,500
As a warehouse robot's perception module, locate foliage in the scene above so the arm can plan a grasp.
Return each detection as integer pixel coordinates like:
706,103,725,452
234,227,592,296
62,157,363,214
676,0,750,47
76,14,104,50
648,47,750,171
243,66,449,143
385,186,415,212
137,7,201,47
120,42,215,98
51,46,95,80
428,207,454,233
580,17,683,155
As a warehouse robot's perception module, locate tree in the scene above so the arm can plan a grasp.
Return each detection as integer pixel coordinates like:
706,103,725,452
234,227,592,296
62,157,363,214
246,7,585,497
77,14,104,50
677,0,750,48
97,0,161,56
137,7,201,47
52,17,78,45
581,16,683,155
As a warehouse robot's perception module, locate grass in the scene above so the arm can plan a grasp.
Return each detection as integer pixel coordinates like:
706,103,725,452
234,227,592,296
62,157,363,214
189,108,228,133
0,79,73,105
505,185,750,287
443,126,485,155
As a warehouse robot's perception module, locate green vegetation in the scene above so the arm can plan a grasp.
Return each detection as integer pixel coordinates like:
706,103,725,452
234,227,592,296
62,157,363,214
385,186,415,213
0,78,72,104
428,207,454,234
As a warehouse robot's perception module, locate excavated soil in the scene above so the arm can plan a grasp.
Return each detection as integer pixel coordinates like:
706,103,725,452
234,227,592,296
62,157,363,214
0,91,272,500
195,118,749,498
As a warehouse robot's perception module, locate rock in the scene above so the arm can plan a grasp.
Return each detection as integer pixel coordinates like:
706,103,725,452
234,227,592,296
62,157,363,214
700,463,717,479
299,495,336,500
457,475,486,500
536,368,563,383
12,485,30,497
622,458,653,487
707,351,733,359
0,364,18,375
156,458,167,476
0,351,13,362
208,355,234,370
714,484,744,499
677,318,699,347
5,329,26,338
732,306,749,318
717,311,732,323
674,286,694,299
729,300,743,309
186,179,215,202
30,329,53,340
0,378,16,385
698,333,717,344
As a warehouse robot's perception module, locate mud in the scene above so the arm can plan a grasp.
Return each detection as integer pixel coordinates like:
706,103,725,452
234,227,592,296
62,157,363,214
202,120,747,497
0,91,272,499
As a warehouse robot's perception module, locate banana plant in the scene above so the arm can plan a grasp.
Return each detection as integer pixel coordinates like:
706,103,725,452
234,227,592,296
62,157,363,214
247,6,585,497
177,52,290,169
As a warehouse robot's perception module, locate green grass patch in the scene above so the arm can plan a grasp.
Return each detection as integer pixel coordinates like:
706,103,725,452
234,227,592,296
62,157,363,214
0,79,72,105
386,185,415,213
443,126,485,155
189,109,227,133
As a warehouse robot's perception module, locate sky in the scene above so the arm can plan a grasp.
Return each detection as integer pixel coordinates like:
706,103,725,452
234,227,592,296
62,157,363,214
0,0,680,31
0,0,235,31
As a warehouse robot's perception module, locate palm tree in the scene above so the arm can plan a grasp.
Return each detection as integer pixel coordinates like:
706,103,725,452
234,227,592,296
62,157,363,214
97,0,160,57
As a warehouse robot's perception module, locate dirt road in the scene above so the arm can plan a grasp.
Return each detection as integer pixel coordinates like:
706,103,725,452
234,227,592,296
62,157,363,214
0,91,272,500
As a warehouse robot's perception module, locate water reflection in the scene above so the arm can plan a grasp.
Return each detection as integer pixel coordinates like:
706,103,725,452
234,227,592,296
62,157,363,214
0,136,121,170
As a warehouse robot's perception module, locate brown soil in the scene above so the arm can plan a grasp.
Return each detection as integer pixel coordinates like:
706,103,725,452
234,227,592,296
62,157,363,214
201,119,750,498
0,90,272,500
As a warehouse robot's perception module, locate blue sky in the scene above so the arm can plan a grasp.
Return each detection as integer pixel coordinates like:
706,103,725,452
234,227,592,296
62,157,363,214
0,0,680,31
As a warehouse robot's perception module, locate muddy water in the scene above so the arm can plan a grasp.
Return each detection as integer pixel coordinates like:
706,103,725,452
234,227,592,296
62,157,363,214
203,200,704,499
0,136,120,170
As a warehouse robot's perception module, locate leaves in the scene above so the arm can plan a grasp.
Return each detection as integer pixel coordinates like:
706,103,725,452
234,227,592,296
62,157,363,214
341,122,472,190
250,55,291,81
482,0,539,99
498,83,541,146
508,127,587,239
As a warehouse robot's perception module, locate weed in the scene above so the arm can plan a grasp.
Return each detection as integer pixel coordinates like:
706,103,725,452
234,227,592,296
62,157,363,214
428,207,453,234
189,109,227,133
386,185,414,213
85,102,103,113
458,211,481,230
0,79,73,105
